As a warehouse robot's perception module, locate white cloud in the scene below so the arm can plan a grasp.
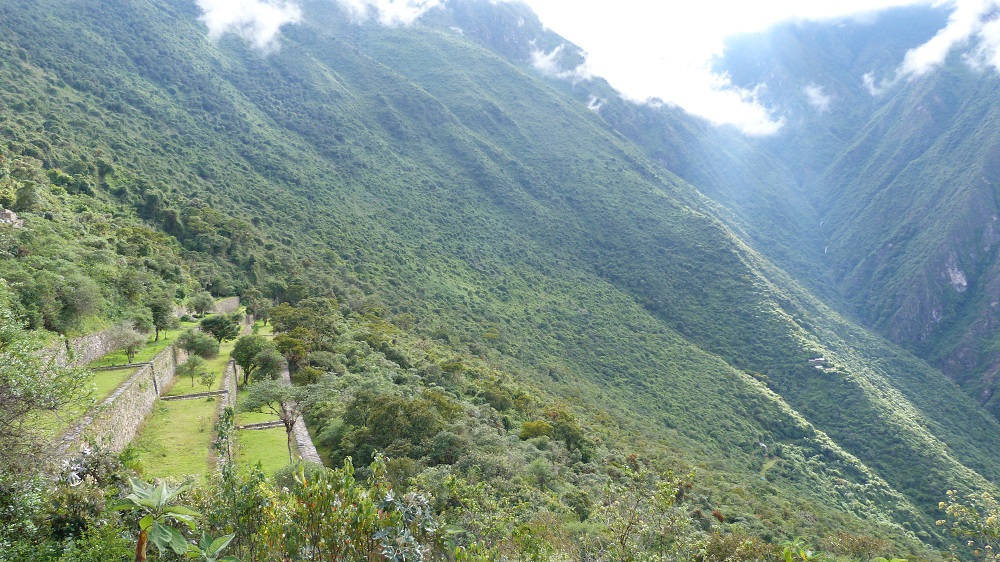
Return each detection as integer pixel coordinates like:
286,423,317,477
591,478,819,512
804,84,833,111
196,0,302,52
586,95,603,111
519,0,934,135
530,45,593,83
335,0,442,26
898,0,1000,77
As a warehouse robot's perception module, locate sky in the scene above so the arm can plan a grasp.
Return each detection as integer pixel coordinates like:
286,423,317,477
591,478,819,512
195,0,1000,135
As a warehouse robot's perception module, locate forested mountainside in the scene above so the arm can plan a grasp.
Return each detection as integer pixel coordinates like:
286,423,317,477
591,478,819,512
3,0,1000,559
705,7,1000,420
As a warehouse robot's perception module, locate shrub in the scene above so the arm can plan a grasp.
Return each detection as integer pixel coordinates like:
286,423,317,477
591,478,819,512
177,329,219,358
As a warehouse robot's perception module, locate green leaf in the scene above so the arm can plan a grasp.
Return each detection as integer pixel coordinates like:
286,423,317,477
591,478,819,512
139,514,154,531
149,521,190,556
207,533,235,556
108,497,143,512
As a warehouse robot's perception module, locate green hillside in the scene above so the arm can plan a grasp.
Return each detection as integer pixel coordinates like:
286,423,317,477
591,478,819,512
2,0,1000,559
707,8,1000,420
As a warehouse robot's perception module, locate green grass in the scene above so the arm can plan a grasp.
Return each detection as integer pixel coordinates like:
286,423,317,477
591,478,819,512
132,398,218,479
236,427,295,474
89,322,197,368
253,322,274,337
234,408,295,473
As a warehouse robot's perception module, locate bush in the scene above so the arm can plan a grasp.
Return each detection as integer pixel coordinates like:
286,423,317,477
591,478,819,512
519,420,553,440
177,329,219,358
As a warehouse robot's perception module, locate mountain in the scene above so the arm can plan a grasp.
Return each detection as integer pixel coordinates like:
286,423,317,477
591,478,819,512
709,7,1000,418
2,0,1000,557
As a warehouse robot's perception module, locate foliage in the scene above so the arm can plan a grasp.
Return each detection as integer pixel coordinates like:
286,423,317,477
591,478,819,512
178,356,207,388
109,322,148,364
190,292,215,317
231,335,273,385
110,477,200,561
186,531,239,562
0,281,90,473
177,329,220,359
939,489,1000,561
200,315,240,344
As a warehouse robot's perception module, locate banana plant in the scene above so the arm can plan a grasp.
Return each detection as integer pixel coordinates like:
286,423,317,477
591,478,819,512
111,477,200,562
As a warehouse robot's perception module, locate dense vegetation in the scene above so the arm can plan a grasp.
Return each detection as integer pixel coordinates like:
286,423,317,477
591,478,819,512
2,0,1000,560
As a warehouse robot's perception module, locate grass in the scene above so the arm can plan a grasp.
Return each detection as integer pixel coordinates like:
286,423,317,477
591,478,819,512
252,321,274,337
132,397,218,479
89,322,197,368
236,426,296,474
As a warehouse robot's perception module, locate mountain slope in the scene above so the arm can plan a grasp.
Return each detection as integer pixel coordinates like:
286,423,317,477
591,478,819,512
711,7,1000,418
2,0,999,552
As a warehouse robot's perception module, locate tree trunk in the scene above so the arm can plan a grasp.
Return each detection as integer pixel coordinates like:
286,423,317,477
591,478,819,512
284,417,295,463
134,528,148,562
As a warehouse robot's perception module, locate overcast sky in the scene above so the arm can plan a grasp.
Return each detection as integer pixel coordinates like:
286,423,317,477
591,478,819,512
197,0,1000,135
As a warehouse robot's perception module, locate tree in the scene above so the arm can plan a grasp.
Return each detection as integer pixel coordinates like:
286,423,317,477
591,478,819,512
110,322,148,364
0,281,90,474
231,335,272,385
148,293,176,342
189,291,215,317
177,356,207,388
238,380,310,463
177,329,219,358
200,314,239,343
939,489,1000,561
110,478,200,562
274,332,308,369
200,370,217,390
251,349,286,383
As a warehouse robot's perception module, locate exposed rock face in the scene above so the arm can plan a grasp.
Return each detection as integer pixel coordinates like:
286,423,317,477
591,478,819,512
0,208,23,227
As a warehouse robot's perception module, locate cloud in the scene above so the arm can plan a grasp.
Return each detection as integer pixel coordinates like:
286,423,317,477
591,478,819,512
335,0,442,26
859,1,1000,95
803,84,833,112
586,95,603,111
898,0,1000,77
530,45,594,83
196,0,302,51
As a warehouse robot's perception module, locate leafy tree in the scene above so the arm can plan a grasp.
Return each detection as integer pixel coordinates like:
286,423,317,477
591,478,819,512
110,322,147,364
251,349,286,383
178,356,207,388
200,314,240,343
238,380,311,463
939,489,1000,561
147,292,176,342
231,335,272,385
200,370,218,390
177,329,220,358
189,292,215,317
110,478,200,562
0,283,90,540
274,332,308,369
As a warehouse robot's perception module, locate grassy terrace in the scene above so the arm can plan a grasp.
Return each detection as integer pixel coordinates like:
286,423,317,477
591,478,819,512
132,397,219,478
41,322,197,438
233,320,296,474
133,316,305,478
88,321,196,368
132,328,236,479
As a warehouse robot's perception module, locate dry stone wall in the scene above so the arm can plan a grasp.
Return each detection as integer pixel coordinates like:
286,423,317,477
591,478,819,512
213,296,240,315
56,345,187,459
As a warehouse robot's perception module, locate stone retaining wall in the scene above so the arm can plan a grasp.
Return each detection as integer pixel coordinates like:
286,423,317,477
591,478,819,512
213,296,241,315
56,345,187,459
